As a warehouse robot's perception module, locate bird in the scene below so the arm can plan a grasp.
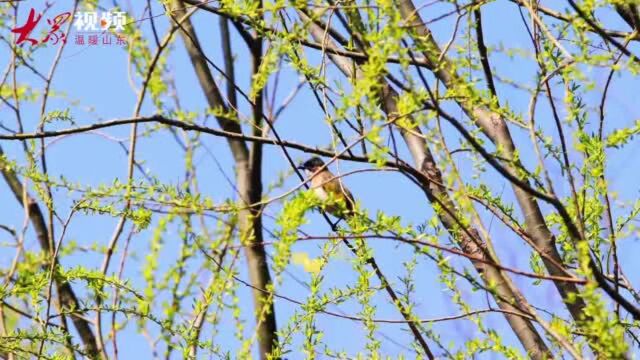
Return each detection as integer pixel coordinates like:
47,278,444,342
297,157,356,219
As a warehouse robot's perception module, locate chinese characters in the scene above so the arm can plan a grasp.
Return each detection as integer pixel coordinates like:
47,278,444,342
73,11,129,47
11,8,128,47
73,11,127,31
11,8,70,46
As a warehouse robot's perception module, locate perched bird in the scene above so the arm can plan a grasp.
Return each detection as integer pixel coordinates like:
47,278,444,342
298,157,356,219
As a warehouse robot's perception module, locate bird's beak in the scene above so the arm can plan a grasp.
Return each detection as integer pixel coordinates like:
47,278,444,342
297,165,306,170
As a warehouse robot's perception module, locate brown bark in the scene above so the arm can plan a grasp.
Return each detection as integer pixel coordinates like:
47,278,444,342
168,2,278,358
303,18,552,359
395,0,587,324
0,146,99,357
614,4,640,32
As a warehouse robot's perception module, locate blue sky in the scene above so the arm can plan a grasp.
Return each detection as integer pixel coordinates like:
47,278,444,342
2,0,640,358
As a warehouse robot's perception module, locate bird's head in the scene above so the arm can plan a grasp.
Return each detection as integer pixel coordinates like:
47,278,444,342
297,157,325,173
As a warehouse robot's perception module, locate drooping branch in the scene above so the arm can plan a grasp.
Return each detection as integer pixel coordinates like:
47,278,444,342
395,0,592,325
0,146,99,357
300,12,554,359
167,1,278,358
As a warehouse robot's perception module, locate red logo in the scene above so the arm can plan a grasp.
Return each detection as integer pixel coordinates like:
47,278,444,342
11,8,71,46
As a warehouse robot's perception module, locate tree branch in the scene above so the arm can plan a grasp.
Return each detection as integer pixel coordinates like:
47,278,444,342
0,146,99,357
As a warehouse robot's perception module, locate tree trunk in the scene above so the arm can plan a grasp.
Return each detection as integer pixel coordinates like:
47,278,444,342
303,20,552,360
395,0,587,323
168,2,278,358
0,146,99,357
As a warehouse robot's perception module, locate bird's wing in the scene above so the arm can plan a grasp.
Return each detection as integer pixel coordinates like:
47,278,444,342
321,173,355,213
341,184,355,212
